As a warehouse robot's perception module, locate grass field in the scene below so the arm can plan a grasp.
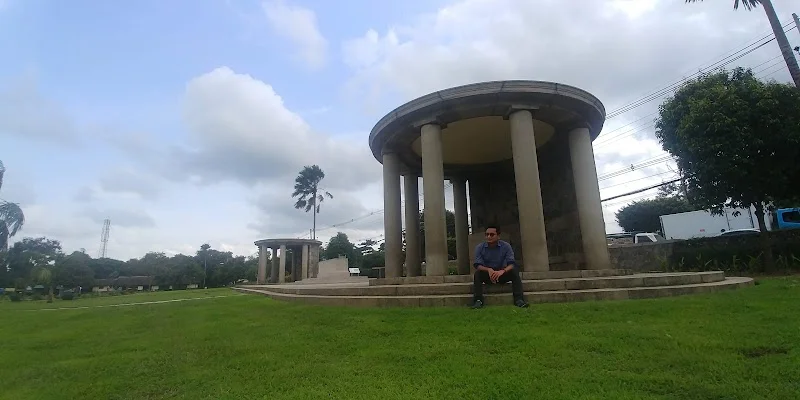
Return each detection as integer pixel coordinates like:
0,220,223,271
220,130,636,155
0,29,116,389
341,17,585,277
1,278,799,399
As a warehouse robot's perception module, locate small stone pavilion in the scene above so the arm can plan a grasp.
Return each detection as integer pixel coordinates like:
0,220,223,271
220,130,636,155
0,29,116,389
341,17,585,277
370,80,611,276
255,238,321,284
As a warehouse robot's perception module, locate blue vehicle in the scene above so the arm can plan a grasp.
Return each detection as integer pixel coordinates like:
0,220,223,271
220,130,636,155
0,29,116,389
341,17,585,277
774,208,800,230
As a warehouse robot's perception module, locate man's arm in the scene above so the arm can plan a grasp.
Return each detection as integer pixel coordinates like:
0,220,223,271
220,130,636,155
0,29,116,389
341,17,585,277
500,242,516,273
473,244,492,272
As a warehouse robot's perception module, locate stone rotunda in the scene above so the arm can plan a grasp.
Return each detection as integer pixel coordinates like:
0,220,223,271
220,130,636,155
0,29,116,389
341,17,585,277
234,80,752,307
371,80,611,276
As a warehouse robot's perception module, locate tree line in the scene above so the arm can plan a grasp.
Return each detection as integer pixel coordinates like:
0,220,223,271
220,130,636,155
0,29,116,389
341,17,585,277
0,237,259,290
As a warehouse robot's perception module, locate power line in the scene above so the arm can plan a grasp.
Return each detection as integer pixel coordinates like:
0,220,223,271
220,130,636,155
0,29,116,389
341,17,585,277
602,21,796,120
305,21,797,244
600,177,682,203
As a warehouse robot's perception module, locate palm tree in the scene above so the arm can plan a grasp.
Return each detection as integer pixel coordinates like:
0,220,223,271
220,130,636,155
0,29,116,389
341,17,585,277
0,160,25,250
292,165,333,240
685,0,800,88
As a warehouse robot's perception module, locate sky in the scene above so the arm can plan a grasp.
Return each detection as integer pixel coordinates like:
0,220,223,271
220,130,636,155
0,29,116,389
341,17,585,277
0,0,797,261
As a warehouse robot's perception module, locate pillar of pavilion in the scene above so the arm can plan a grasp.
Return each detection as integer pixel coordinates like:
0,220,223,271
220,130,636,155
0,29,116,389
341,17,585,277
254,238,322,284
369,81,612,276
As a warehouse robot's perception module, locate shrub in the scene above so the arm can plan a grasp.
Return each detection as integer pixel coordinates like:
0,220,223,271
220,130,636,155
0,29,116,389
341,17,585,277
9,292,21,302
60,290,75,300
668,229,800,273
31,294,43,301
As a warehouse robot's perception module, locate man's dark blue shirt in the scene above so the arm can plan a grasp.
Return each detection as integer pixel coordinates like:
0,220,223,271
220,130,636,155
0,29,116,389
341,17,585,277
473,240,516,270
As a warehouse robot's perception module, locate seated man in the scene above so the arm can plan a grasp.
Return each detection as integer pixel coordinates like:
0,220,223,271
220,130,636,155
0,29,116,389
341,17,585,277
469,225,529,309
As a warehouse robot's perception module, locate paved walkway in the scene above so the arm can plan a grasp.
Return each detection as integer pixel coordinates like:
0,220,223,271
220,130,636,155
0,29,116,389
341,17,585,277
22,294,243,312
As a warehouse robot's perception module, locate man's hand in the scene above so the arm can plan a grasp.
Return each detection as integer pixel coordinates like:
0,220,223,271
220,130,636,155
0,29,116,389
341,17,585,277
489,269,505,283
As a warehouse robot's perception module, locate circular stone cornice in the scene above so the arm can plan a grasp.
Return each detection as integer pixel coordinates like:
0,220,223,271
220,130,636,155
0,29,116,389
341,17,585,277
254,238,323,247
368,80,606,164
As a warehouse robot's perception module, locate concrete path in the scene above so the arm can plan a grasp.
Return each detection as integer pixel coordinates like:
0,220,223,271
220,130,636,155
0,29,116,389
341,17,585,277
21,294,243,312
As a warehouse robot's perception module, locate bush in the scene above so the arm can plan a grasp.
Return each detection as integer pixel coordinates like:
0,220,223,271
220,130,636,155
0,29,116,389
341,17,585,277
60,290,75,300
31,294,43,301
668,229,800,273
9,292,21,302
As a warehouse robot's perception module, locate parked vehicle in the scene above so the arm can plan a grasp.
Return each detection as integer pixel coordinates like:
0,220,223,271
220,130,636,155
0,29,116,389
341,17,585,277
607,232,666,245
660,206,800,240
659,206,770,240
774,208,800,230
718,228,760,237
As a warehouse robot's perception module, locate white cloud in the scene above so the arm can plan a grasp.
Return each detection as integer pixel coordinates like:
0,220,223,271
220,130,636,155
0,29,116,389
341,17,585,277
262,0,328,69
0,74,79,143
173,67,379,190
340,0,796,233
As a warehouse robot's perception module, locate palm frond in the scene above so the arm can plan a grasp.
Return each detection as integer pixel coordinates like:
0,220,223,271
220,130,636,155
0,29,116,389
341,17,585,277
0,201,24,236
292,165,332,214
0,223,8,251
684,0,761,10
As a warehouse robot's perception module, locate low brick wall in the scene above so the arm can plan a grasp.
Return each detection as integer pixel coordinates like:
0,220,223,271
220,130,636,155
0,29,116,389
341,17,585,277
608,241,677,272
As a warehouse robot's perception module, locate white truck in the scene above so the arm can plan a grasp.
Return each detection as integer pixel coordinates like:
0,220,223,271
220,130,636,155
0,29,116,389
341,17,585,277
658,206,771,240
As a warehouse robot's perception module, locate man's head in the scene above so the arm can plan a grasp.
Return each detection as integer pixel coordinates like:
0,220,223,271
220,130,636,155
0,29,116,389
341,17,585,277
485,225,500,245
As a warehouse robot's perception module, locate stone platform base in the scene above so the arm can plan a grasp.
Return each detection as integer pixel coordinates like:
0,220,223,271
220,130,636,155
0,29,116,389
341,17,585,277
233,270,753,308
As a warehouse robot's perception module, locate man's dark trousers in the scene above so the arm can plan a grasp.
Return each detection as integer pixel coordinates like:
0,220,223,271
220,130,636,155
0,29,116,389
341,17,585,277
473,268,524,302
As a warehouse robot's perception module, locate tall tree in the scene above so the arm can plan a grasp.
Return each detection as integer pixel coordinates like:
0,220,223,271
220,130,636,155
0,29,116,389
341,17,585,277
685,0,800,88
615,197,696,233
0,160,26,250
323,232,358,268
655,67,800,270
292,165,333,240
5,237,62,288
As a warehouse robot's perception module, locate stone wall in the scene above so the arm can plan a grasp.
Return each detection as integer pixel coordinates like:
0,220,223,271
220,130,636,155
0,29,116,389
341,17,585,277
317,256,349,278
467,132,582,269
608,242,676,272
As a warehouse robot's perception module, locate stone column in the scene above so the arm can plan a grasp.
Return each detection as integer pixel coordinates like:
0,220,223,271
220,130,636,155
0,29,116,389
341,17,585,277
301,244,309,279
403,174,422,277
452,178,470,275
421,123,448,276
509,109,549,271
569,126,611,270
257,245,267,284
270,248,278,283
382,151,404,277
291,248,298,281
278,244,286,283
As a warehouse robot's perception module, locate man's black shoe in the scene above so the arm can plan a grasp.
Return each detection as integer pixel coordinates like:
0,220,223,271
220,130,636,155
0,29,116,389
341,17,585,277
514,299,529,308
469,299,484,309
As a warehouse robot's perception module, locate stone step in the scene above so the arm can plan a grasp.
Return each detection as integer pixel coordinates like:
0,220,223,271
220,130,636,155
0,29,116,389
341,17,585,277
258,272,724,297
233,276,753,307
370,268,632,286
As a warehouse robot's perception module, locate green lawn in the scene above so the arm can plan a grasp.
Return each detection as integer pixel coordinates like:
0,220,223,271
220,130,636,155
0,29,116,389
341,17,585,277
1,279,799,399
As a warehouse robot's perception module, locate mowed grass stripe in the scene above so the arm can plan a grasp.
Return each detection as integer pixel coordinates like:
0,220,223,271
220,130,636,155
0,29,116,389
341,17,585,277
0,279,798,399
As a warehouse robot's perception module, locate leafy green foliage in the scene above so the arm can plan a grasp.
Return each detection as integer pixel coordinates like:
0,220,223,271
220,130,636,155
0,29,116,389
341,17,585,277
655,68,800,215
0,238,257,290
655,68,800,270
668,229,800,273
615,197,696,233
0,160,26,250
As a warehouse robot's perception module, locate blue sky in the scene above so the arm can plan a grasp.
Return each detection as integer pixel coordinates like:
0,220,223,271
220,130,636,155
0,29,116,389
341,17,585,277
0,0,796,260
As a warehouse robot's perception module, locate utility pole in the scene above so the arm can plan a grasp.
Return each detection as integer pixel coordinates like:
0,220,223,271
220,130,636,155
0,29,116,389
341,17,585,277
761,1,800,87
794,13,799,34
795,13,800,58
